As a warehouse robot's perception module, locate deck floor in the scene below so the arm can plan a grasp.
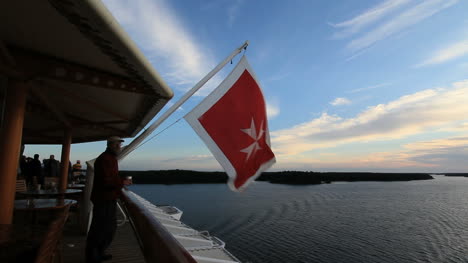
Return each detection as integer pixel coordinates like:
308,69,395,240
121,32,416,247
62,221,145,263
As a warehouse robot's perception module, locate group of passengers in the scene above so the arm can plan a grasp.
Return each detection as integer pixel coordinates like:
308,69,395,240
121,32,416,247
19,154,83,189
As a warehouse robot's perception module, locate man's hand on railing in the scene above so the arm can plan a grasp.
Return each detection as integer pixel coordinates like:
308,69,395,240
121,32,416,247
123,176,132,186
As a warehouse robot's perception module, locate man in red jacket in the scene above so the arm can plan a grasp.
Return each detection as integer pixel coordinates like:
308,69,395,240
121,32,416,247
86,136,132,263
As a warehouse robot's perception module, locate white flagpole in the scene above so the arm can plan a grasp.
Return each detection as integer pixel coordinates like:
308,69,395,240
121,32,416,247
119,41,249,160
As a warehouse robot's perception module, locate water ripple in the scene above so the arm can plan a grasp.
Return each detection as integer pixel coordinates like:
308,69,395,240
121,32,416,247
132,177,468,263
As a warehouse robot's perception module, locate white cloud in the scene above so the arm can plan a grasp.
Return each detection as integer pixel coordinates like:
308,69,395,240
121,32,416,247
332,0,459,52
347,83,390,93
272,80,468,157
348,0,458,51
266,101,280,119
331,0,410,38
330,97,351,106
227,0,243,27
102,0,218,92
415,39,468,67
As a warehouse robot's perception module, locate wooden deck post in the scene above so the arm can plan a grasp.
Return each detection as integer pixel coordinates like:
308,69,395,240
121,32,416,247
0,80,27,224
59,129,72,192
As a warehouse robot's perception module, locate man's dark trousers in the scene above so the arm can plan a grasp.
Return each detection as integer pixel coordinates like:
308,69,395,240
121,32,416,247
86,200,117,263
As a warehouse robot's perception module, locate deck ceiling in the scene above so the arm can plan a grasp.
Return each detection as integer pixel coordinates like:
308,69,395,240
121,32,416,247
0,0,173,144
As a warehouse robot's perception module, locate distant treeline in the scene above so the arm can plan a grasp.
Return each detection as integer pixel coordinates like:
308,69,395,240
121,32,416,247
444,173,468,177
119,170,434,185
119,170,228,184
259,171,433,184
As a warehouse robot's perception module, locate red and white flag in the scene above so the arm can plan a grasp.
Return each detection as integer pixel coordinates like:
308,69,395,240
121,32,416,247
185,56,276,191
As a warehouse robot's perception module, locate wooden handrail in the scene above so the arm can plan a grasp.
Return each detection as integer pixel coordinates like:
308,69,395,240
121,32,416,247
120,189,197,263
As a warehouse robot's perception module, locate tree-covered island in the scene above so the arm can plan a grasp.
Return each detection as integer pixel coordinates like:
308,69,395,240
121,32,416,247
119,170,434,185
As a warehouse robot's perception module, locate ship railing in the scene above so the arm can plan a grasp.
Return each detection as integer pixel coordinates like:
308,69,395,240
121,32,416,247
190,256,239,263
116,202,128,227
120,188,197,263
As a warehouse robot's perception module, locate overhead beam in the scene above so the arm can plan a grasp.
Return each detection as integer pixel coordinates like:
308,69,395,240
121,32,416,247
0,40,15,66
23,135,114,145
31,120,129,134
30,82,72,128
0,64,24,79
24,113,126,136
22,127,58,139
11,47,158,95
44,81,131,122
0,42,25,79
66,113,127,135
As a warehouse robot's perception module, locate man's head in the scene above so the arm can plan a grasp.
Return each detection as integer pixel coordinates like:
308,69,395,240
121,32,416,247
50,155,55,160
77,160,81,164
107,136,124,154
34,154,39,159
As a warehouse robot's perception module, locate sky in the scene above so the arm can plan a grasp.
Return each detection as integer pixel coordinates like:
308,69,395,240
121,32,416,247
26,0,468,173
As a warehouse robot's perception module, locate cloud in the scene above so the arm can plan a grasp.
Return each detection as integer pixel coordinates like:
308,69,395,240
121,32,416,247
332,0,459,52
437,122,468,133
403,136,468,171
404,136,468,151
415,39,468,67
227,0,243,27
330,97,351,106
102,0,218,92
347,83,391,93
266,101,280,119
331,0,411,38
120,154,221,170
270,134,468,172
265,72,290,82
271,80,468,157
349,0,458,51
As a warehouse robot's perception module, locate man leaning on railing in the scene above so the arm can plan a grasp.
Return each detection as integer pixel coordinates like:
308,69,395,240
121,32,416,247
85,136,132,263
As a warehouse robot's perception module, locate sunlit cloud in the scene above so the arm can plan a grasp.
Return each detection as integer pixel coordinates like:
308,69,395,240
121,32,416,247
332,0,459,52
331,0,410,39
404,136,468,151
271,135,468,172
330,97,351,106
102,0,219,93
415,39,468,67
403,136,468,171
271,80,468,157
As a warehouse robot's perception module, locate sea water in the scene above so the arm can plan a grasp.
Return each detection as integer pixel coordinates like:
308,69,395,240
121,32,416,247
130,175,468,263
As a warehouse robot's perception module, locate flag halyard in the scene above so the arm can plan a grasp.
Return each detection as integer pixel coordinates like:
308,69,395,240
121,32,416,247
185,56,276,191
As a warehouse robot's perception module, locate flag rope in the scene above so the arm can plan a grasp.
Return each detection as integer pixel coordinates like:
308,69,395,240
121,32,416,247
131,117,183,152
122,47,248,154
118,41,249,161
